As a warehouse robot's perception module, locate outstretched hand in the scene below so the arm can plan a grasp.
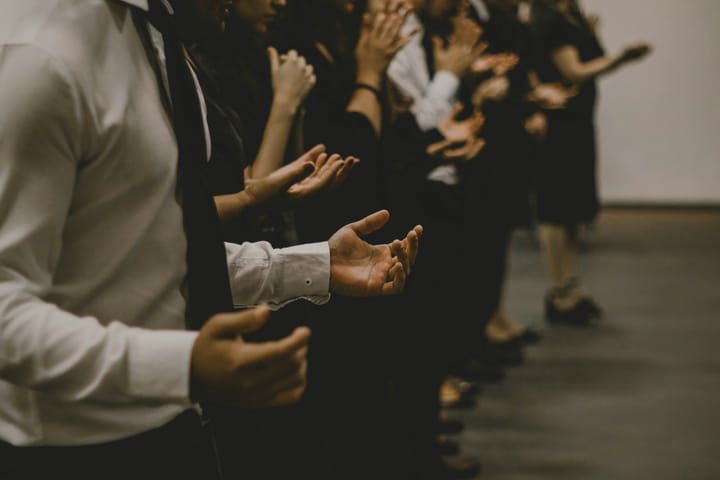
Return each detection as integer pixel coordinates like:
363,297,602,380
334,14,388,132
191,306,311,408
328,210,422,296
243,144,358,209
268,47,316,114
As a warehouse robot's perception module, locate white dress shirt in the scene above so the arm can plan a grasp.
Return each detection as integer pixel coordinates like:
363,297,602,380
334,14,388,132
0,0,329,446
387,12,461,185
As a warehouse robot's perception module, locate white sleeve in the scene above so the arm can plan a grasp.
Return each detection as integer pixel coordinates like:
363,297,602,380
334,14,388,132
387,42,460,131
0,45,196,406
225,241,331,310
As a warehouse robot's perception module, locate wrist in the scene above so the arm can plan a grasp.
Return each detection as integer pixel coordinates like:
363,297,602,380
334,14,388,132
355,71,383,90
354,82,383,104
272,95,301,117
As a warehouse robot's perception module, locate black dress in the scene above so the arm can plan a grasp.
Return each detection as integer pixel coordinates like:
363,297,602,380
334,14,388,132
528,6,606,225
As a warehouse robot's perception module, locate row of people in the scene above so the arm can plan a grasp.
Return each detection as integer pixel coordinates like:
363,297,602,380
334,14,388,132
0,0,651,479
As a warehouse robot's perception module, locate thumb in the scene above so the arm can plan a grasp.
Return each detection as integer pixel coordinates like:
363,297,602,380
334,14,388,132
451,102,464,119
276,160,316,190
348,209,390,237
205,305,271,339
268,46,280,73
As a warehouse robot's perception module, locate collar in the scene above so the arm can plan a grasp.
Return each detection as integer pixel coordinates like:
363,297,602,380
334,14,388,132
117,0,149,11
469,0,490,22
115,0,174,14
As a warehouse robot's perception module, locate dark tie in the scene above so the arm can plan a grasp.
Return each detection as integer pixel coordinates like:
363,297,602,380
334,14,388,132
136,1,234,329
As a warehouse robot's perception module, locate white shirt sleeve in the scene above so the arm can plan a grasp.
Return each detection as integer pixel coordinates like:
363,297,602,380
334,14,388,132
0,45,196,407
225,241,331,310
387,30,460,131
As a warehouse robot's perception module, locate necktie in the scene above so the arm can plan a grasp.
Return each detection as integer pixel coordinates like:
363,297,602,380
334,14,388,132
137,0,234,329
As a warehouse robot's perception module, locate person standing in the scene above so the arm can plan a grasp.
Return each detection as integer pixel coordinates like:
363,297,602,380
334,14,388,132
528,0,651,325
0,1,420,479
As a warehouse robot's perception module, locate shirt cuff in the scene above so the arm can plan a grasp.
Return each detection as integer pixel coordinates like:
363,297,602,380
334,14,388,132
125,326,198,405
270,242,331,309
428,70,460,104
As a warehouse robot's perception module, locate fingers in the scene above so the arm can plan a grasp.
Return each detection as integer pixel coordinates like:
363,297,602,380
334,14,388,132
404,225,423,268
299,144,327,163
232,326,311,407
390,238,409,276
268,46,280,73
348,209,390,237
426,138,453,156
239,325,311,367
381,259,406,295
471,41,489,59
205,306,271,339
331,156,359,189
432,35,444,53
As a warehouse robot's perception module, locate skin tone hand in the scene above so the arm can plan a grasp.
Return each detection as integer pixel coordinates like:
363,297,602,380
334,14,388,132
471,75,511,107
190,305,311,408
427,103,486,161
427,136,486,162
328,210,423,296
619,42,652,63
268,47,316,115
349,1,418,136
528,82,578,109
356,0,418,86
433,16,487,77
437,102,485,144
214,145,358,224
469,53,518,75
523,111,548,141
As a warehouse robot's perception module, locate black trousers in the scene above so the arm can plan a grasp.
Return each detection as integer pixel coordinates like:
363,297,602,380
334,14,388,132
0,409,220,480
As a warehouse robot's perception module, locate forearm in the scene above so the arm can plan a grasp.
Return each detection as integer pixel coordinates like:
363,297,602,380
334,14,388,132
0,292,196,405
250,99,297,179
347,69,384,136
553,48,624,85
214,191,253,225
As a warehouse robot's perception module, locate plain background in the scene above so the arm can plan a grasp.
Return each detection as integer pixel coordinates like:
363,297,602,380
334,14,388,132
580,0,720,205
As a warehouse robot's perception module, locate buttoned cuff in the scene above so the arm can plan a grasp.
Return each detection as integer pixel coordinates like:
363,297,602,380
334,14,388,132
126,327,198,405
271,242,331,309
428,70,460,104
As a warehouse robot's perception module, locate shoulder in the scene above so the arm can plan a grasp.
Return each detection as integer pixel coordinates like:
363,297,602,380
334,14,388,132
1,0,136,79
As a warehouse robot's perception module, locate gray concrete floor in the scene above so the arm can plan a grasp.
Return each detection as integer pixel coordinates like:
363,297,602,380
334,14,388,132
451,208,720,480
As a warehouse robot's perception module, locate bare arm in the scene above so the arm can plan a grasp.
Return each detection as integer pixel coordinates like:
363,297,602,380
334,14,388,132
551,42,651,85
248,49,316,179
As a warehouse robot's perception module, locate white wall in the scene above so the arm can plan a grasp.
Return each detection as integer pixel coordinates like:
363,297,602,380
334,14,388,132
582,0,720,205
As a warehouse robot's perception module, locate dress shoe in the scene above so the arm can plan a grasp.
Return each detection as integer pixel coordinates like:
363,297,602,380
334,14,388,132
451,359,506,384
473,340,525,367
545,292,603,326
441,456,482,479
437,416,465,435
440,390,477,410
436,435,460,456
513,327,543,345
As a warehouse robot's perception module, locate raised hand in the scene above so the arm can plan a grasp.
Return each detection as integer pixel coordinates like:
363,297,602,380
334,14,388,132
523,111,548,141
243,144,358,208
528,82,578,109
438,102,485,143
190,306,311,408
426,135,486,162
268,47,316,115
327,210,423,296
471,75,511,106
355,3,418,85
619,42,652,63
433,16,486,77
